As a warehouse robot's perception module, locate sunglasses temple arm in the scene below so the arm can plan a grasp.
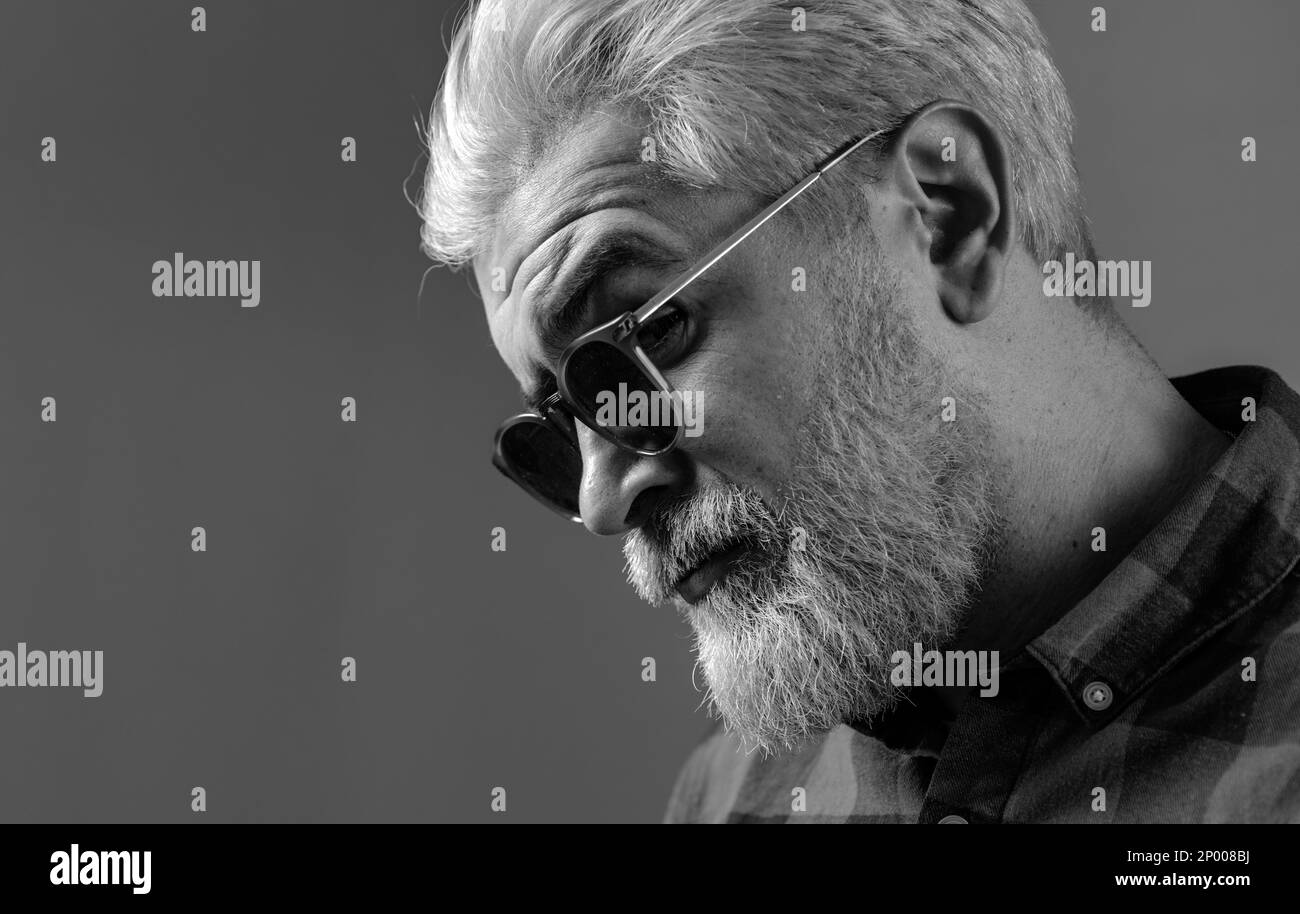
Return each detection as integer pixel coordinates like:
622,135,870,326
630,126,890,324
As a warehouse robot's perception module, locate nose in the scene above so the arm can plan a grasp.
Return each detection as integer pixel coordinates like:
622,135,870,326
575,423,688,535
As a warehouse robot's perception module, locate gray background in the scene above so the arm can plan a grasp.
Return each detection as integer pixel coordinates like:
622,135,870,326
0,0,1295,823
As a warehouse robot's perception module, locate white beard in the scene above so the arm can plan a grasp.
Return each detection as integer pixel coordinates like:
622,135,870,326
624,246,1002,756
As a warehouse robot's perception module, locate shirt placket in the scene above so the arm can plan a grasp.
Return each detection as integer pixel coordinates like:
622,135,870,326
916,665,1051,824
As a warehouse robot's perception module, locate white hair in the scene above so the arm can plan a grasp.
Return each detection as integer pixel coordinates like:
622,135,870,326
420,0,1093,271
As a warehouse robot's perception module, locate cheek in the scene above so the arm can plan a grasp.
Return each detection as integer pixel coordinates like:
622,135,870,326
677,285,827,502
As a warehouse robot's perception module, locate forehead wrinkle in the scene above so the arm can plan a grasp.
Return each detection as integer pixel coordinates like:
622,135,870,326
484,112,717,408
492,112,663,299
489,185,673,404
488,193,653,382
506,171,656,299
490,179,750,401
518,227,683,411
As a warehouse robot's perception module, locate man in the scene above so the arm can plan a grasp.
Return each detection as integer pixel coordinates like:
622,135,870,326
419,0,1300,822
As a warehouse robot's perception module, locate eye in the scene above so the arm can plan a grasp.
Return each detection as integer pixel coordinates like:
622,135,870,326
635,302,691,365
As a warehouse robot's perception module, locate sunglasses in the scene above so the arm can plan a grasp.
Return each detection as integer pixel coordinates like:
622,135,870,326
492,124,894,522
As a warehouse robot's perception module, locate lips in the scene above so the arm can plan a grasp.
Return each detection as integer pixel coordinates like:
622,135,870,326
674,540,752,605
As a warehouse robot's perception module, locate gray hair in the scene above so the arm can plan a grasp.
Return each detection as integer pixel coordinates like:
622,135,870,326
419,0,1093,271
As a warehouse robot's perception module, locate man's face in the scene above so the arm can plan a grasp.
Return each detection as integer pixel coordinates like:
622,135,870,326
479,110,1001,754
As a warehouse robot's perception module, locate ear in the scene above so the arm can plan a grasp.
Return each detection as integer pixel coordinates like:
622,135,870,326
879,100,1015,324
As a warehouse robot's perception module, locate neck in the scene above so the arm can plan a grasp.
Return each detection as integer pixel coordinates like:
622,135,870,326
954,311,1233,667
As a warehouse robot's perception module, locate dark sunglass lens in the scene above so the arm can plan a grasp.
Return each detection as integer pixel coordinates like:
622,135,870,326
564,341,679,452
498,420,582,518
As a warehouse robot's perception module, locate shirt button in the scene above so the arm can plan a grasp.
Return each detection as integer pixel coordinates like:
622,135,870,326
938,815,968,824
1082,680,1113,711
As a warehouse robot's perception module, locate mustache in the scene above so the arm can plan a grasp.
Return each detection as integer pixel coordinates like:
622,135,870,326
623,484,790,603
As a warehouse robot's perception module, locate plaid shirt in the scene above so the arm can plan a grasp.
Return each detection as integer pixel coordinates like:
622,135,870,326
664,365,1300,823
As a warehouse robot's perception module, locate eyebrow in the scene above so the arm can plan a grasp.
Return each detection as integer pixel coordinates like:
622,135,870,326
521,231,686,411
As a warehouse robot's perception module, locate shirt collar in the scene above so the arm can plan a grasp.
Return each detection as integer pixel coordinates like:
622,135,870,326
1024,365,1300,725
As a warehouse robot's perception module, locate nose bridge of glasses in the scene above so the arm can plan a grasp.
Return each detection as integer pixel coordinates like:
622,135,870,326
538,392,576,440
